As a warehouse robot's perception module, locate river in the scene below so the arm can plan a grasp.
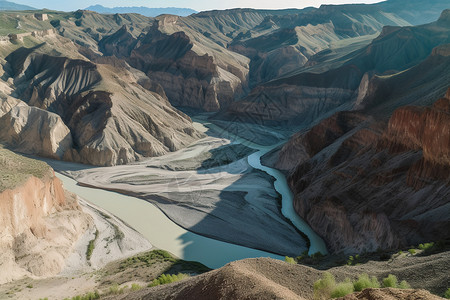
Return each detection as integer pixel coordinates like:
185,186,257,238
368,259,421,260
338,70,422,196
57,120,326,269
194,120,328,256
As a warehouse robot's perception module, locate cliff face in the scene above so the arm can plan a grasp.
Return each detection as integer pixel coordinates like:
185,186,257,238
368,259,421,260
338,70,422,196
0,149,91,283
1,42,203,166
281,89,450,254
0,105,73,160
100,16,249,112
220,15,450,126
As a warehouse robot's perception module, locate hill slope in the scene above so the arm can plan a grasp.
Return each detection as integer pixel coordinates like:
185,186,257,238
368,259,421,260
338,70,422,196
104,250,449,299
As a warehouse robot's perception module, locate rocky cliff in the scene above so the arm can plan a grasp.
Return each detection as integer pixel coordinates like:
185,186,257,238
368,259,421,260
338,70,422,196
219,13,450,126
0,40,203,166
101,16,250,111
0,148,91,283
279,90,450,254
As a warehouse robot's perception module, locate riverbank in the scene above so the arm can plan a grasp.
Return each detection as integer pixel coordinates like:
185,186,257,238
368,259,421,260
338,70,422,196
57,173,284,269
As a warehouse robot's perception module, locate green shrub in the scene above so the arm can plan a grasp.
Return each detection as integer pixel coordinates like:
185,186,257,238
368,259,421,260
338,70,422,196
149,273,190,287
382,274,398,288
130,283,142,291
418,242,434,251
347,254,361,265
408,249,416,255
86,230,99,261
331,280,354,298
109,283,119,294
296,250,309,261
313,272,336,300
108,283,127,295
398,250,403,255
26,284,33,288
353,273,380,291
284,256,296,264
444,288,450,299
347,256,354,265
66,291,100,300
398,280,411,289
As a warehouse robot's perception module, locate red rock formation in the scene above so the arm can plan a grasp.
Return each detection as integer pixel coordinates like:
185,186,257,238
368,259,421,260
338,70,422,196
283,89,450,253
381,95,450,189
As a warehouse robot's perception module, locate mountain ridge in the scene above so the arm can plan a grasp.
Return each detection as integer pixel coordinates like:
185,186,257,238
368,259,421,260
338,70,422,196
0,0,35,11
85,4,197,17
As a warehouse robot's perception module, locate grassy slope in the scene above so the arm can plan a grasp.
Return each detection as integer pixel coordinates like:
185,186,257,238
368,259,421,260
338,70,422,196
0,146,51,192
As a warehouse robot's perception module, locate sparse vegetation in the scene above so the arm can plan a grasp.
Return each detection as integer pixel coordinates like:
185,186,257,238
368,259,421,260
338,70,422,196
314,273,411,299
130,283,142,291
149,273,190,287
444,287,450,298
63,291,100,300
0,147,51,192
26,284,33,289
296,250,309,261
284,256,296,264
112,224,124,241
313,272,336,300
408,248,416,255
330,280,354,298
347,255,354,265
118,250,210,274
353,273,380,291
382,274,398,288
418,242,434,251
108,284,128,295
347,254,361,265
86,230,99,261
398,280,411,289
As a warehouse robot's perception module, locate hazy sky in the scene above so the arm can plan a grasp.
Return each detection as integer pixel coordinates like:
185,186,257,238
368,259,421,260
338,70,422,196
14,0,384,12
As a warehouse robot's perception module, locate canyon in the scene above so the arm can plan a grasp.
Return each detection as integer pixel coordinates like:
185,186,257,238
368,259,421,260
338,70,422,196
0,1,448,299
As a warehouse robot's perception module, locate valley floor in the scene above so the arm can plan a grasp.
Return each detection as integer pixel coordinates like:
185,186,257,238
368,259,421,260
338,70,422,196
45,121,310,259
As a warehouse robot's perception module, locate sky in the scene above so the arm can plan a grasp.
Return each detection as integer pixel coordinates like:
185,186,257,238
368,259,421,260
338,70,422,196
13,0,384,12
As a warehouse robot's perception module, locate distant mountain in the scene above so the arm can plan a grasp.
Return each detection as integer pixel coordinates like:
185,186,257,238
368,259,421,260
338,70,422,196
0,0,35,10
86,4,197,17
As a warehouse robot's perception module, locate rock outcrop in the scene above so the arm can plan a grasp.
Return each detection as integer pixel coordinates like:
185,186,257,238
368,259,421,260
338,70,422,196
0,105,73,159
279,90,450,254
1,43,203,166
115,16,249,111
0,149,91,283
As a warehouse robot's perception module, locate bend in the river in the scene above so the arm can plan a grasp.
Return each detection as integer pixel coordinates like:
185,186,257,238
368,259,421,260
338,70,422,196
195,120,328,255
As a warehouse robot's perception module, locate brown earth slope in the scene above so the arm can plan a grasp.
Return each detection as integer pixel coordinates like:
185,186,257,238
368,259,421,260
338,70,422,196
103,249,449,300
0,147,92,283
